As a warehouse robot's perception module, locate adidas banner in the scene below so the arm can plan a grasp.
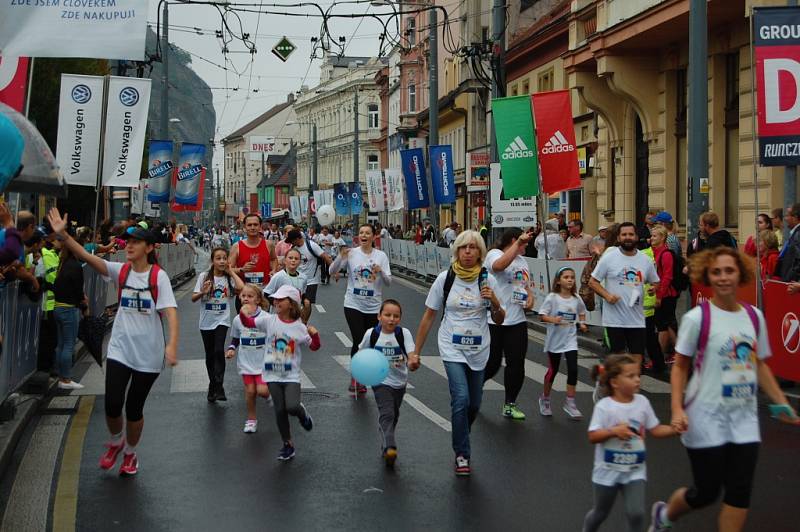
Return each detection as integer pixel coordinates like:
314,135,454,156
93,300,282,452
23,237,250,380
492,96,539,198
531,90,581,193
334,183,350,216
400,148,430,209
146,140,173,203
429,145,456,205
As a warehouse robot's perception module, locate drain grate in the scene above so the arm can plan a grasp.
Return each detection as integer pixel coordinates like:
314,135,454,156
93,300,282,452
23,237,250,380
300,391,340,403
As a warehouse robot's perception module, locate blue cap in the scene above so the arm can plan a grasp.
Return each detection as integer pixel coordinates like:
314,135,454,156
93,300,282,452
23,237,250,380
0,113,24,192
653,211,674,224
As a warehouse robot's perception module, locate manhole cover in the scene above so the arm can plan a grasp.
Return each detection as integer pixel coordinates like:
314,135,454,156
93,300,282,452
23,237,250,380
301,391,339,402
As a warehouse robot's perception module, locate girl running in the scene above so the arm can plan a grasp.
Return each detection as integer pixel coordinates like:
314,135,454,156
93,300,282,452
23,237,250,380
263,247,310,321
356,299,418,468
46,208,179,477
192,247,244,403
226,284,272,433
583,355,675,532
539,267,588,419
238,285,321,461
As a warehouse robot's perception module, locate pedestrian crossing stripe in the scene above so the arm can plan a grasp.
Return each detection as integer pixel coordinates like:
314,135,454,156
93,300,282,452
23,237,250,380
315,304,326,313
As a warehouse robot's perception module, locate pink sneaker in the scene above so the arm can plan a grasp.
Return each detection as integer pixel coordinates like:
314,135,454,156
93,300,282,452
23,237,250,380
99,441,124,470
119,453,139,476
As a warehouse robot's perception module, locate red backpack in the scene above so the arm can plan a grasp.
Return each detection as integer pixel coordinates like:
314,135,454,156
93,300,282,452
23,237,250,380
117,263,162,306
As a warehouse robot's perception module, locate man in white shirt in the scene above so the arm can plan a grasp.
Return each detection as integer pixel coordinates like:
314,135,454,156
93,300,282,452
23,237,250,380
285,229,331,310
443,222,458,247
534,219,567,259
316,226,335,284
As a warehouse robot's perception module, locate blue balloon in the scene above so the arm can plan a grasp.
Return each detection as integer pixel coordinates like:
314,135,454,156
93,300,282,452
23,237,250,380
351,348,389,386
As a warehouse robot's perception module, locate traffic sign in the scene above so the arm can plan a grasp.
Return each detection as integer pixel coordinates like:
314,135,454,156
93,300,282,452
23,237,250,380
271,37,296,62
261,202,272,219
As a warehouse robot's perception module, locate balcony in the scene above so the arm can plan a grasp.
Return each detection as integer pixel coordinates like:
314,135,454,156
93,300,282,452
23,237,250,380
398,113,419,132
367,128,381,141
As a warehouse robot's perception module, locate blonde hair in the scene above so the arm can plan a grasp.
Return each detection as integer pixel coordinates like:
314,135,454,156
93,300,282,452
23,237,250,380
650,225,668,242
451,230,487,264
759,229,778,251
240,283,268,309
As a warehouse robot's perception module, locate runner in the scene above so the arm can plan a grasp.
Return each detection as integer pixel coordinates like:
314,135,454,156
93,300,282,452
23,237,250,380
238,285,321,461
648,247,799,532
482,228,535,420
286,228,331,324
46,208,179,477
192,247,244,402
328,223,392,394
415,230,505,476
316,226,334,285
263,248,310,321
229,213,276,311
274,224,295,269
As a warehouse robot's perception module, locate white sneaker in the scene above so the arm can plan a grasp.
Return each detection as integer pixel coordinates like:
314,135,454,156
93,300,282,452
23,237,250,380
265,396,274,406
243,419,258,433
58,380,85,390
592,379,605,404
563,399,583,420
538,395,552,416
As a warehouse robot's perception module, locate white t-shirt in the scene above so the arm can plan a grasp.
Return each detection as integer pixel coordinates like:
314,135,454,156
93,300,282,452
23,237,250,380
443,227,456,245
380,227,392,241
193,272,233,330
317,233,334,250
539,293,587,353
674,303,771,449
534,232,567,259
591,247,659,328
358,327,416,389
230,312,267,375
331,237,347,258
263,269,308,300
104,261,177,373
246,312,314,383
425,270,499,370
484,249,530,326
589,395,660,487
333,247,392,314
297,239,325,285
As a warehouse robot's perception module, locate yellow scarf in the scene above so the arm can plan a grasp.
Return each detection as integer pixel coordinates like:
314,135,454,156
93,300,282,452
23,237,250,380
452,261,482,283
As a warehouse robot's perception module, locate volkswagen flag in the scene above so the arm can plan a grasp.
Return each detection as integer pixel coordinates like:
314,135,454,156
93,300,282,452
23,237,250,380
102,76,151,187
56,74,104,187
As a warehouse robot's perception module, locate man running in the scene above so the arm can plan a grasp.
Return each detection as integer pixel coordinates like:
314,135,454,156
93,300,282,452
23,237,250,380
285,228,331,321
229,213,276,311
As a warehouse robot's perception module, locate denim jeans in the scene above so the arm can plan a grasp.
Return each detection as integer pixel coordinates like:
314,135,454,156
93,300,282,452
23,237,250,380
54,306,80,379
443,361,485,458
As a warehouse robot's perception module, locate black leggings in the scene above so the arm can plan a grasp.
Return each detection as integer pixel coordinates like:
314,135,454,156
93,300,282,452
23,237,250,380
344,307,378,358
685,443,760,509
201,325,229,388
545,350,578,386
484,322,528,403
105,359,160,422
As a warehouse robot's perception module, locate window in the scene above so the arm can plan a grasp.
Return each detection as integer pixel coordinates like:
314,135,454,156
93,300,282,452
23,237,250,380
537,68,554,92
408,84,416,112
367,154,379,171
724,53,740,227
510,84,518,96
406,18,416,46
368,104,379,129
522,80,529,95
675,68,688,226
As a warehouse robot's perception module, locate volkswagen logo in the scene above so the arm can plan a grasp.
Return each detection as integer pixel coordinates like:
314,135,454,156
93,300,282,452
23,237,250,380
119,87,140,107
782,312,800,354
71,84,92,104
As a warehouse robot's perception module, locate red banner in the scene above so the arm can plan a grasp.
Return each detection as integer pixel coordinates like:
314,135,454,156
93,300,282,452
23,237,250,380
764,281,800,381
0,56,29,113
531,90,581,194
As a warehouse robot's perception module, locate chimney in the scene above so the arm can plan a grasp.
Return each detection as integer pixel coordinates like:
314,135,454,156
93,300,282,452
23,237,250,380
287,92,295,103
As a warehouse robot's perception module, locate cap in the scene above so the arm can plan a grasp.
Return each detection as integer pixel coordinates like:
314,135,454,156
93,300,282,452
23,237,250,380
285,229,303,244
120,225,157,244
271,284,301,304
652,211,674,224
598,225,609,231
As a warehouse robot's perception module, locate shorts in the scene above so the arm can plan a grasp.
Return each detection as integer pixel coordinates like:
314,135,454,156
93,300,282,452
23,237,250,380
305,283,319,304
606,327,646,355
654,296,678,332
685,443,759,509
241,374,266,386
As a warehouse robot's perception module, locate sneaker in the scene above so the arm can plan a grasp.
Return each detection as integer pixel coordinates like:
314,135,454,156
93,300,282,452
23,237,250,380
563,398,583,420
299,404,313,431
277,442,296,461
207,384,217,403
99,440,124,470
243,419,258,433
357,384,368,395
265,396,274,406
647,501,672,532
119,453,138,476
58,380,84,390
215,387,227,401
502,403,526,420
455,455,471,476
538,395,552,416
384,447,398,468
592,379,605,404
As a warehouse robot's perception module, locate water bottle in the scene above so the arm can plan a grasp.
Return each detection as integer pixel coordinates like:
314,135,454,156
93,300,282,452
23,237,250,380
479,268,490,308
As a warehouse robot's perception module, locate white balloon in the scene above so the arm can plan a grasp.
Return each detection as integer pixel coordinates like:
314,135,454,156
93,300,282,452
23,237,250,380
317,204,335,226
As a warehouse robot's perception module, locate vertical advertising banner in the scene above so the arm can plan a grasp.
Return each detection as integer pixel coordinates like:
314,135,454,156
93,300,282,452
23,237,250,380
289,195,302,221
384,168,405,211
754,7,800,166
466,151,490,191
172,143,205,208
334,183,350,215
130,179,145,215
322,189,334,208
56,74,105,187
492,96,539,198
146,140,173,203
429,145,456,205
366,170,385,211
313,190,325,210
0,56,29,112
103,76,151,186
299,192,309,217
531,90,581,193
400,148,430,209
349,182,363,215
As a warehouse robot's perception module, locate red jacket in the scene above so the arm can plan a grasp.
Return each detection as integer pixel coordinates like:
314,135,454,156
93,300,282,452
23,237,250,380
760,249,780,280
653,244,678,300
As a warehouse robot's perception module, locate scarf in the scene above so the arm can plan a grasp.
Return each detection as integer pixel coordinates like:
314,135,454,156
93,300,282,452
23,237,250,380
452,261,482,283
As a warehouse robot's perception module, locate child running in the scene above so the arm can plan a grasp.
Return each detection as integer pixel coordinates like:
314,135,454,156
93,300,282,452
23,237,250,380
356,299,418,468
226,284,272,433
192,247,244,403
583,355,675,532
238,285,320,460
538,267,588,419
263,247,310,321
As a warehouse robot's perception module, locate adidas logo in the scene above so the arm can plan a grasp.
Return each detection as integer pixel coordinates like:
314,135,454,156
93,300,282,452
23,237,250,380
541,130,575,154
501,136,535,160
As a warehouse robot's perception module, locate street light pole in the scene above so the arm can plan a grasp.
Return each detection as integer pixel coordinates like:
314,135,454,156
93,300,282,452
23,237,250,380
687,0,708,244
428,5,439,233
353,90,360,229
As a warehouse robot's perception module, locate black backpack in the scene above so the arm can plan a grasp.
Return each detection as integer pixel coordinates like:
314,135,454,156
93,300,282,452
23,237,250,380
659,249,689,292
368,324,407,356
440,266,488,321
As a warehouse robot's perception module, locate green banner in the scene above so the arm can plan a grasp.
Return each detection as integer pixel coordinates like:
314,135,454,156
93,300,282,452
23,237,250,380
492,96,539,198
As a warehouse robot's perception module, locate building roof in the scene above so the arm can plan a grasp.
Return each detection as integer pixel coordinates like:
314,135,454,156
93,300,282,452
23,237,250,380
327,55,372,67
222,99,293,143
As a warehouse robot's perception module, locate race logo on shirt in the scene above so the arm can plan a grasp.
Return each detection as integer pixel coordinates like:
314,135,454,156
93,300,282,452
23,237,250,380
380,344,405,368
618,267,644,287
353,265,377,297
264,334,296,373
718,334,758,402
510,269,529,285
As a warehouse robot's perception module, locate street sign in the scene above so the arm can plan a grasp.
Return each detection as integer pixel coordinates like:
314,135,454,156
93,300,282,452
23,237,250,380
271,37,296,62
261,202,272,219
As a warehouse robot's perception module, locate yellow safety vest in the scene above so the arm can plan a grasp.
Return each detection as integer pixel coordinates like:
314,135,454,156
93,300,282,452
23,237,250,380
642,247,656,318
41,247,59,312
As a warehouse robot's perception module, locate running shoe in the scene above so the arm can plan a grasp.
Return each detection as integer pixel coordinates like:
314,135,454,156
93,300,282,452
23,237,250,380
277,442,296,461
538,395,552,417
647,501,672,531
502,403,526,420
455,455,471,476
243,419,258,433
563,398,583,420
357,384,368,395
384,447,398,468
58,380,84,390
215,387,227,401
265,396,274,406
99,440,124,470
119,453,138,476
300,404,314,431
207,384,217,403
592,379,605,404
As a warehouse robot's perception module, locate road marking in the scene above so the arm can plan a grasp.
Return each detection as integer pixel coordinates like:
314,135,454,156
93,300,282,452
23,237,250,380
420,356,504,390
315,304,326,313
170,359,316,391
335,331,353,348
575,358,670,394
332,356,415,389
52,396,95,532
403,394,452,432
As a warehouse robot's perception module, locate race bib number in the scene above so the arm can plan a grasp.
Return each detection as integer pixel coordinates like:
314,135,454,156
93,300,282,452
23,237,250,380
381,345,405,368
205,300,227,312
264,354,293,375
119,288,153,315
558,311,577,323
603,436,646,472
721,364,756,404
353,287,375,297
512,289,528,305
452,327,482,351
244,272,265,285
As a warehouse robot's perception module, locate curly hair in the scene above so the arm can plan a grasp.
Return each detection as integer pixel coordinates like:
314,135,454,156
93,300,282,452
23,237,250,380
688,247,754,287
591,354,638,398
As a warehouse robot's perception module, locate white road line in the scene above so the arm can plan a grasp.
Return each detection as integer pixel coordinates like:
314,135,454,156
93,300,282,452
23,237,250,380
170,359,316,391
315,304,326,313
335,331,353,348
403,394,452,432
332,355,415,389
420,356,504,390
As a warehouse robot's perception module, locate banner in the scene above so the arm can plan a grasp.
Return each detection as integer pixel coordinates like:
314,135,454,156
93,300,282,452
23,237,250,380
349,182,363,215
313,190,325,212
0,0,149,60
385,168,405,211
299,192,309,217
490,163,537,227
334,183,349,215
400,148,430,209
322,189,334,207
466,151,490,191
172,143,205,208
532,90,581,193
130,179,145,215
764,281,800,381
103,76,151,186
56,74,105,187
289,195,301,221
429,145,456,205
0,56,28,113
492,95,539,198
146,140,173,203
754,7,800,166
366,170,385,211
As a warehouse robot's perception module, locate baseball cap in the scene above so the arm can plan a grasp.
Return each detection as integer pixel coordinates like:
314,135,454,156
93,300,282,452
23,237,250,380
653,211,674,224
271,284,301,304
120,225,157,244
598,225,608,231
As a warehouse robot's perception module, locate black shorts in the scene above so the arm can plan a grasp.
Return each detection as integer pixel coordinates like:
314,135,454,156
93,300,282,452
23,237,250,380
654,296,678,332
606,327,646,355
685,443,759,509
305,284,318,304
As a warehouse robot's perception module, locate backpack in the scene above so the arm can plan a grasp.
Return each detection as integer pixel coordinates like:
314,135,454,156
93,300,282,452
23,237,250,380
368,324,407,356
659,249,689,292
305,239,325,275
118,263,161,307
578,254,599,312
440,266,488,321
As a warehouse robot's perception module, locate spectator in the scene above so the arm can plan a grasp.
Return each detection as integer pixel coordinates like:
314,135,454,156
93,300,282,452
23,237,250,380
559,228,569,242
414,222,423,244
556,212,567,231
591,224,608,250
602,223,621,255
566,219,593,258
534,219,567,259
759,229,780,281
52,237,86,390
689,211,736,255
638,210,657,249
777,202,800,282
771,207,784,247
423,219,436,243
652,211,682,257
1,204,32,266
443,222,458,247
650,226,678,359
744,214,773,257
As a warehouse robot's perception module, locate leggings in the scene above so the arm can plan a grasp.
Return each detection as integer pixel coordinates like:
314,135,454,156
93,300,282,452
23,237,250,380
267,382,306,442
484,322,528,403
200,325,229,389
685,443,759,509
105,359,160,422
546,350,578,387
582,480,646,532
344,307,378,358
